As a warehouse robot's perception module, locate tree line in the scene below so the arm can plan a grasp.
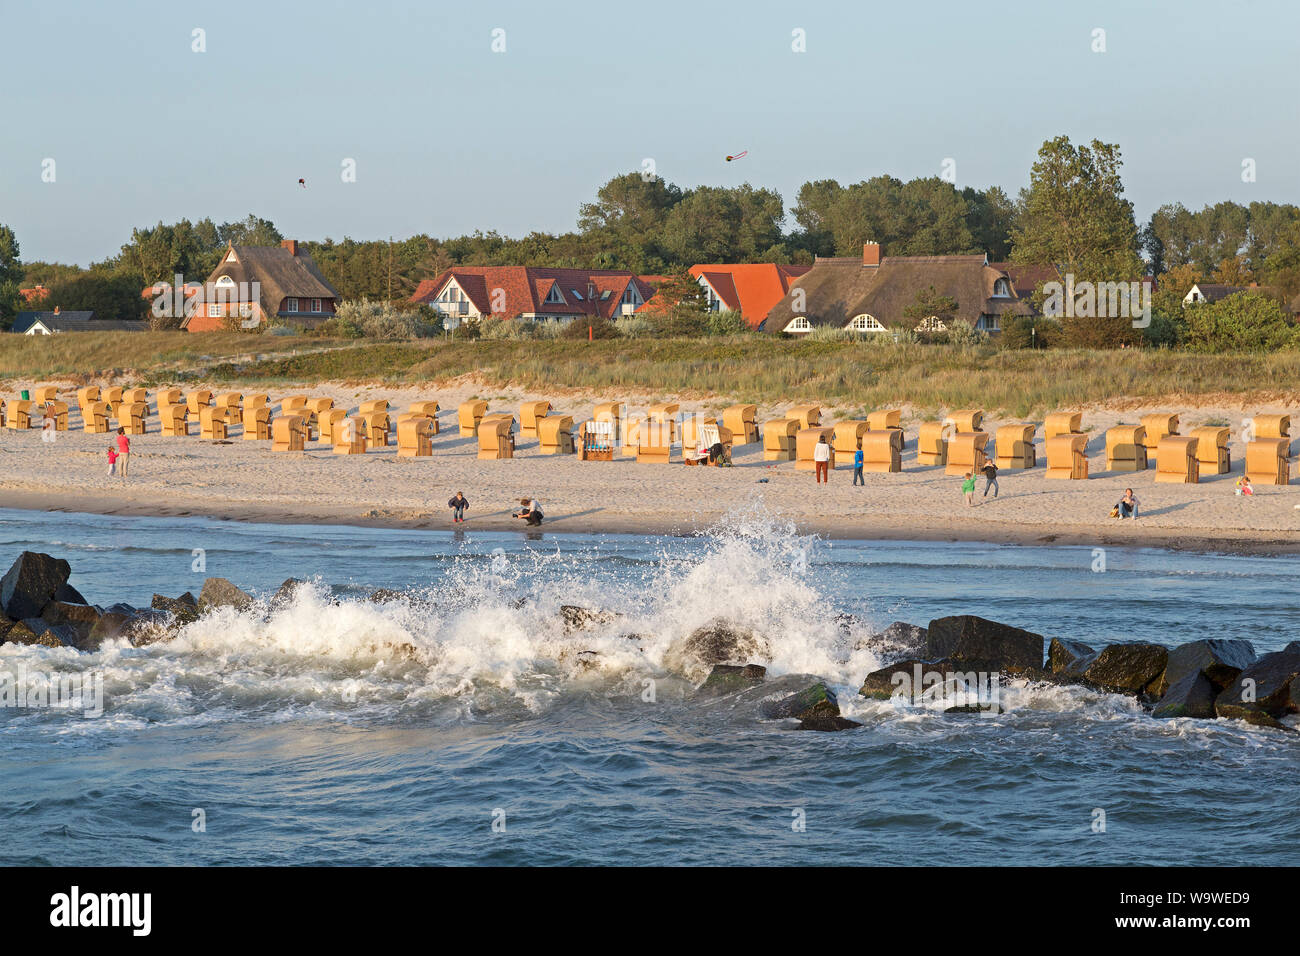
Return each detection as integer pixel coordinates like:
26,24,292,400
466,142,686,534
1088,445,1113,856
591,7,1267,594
3,134,1300,349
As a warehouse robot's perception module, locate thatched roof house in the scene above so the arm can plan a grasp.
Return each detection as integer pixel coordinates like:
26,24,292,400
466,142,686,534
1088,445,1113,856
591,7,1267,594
183,240,339,332
762,244,1033,334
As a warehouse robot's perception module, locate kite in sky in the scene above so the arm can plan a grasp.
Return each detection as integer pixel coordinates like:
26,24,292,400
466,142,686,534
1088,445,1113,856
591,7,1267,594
298,178,306,188
725,150,748,162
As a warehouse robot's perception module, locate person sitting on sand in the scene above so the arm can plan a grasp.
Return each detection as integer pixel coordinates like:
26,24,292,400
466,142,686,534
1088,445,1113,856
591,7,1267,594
1118,488,1138,519
961,471,976,506
1235,476,1254,497
514,497,543,526
448,491,469,522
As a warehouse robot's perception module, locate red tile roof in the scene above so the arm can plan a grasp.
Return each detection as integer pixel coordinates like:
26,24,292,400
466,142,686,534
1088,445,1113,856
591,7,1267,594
639,264,811,328
411,267,654,320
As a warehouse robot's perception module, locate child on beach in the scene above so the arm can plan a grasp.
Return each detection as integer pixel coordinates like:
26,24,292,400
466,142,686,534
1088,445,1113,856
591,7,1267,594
853,446,864,486
514,498,543,526
1236,476,1254,497
961,472,976,506
107,445,118,476
448,491,469,522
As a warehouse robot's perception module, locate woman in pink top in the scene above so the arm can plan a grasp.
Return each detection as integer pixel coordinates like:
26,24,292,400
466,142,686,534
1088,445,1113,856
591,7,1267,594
115,427,130,478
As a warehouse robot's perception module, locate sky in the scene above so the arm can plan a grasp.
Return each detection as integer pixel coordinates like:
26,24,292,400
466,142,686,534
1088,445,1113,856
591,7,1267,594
3,0,1298,265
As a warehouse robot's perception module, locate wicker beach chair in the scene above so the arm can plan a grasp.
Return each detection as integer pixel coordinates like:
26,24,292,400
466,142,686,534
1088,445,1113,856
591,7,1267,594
1104,425,1147,471
1155,435,1199,483
762,418,799,461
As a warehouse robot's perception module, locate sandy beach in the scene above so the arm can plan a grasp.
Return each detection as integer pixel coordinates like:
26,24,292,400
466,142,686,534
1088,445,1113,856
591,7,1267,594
2,378,1298,555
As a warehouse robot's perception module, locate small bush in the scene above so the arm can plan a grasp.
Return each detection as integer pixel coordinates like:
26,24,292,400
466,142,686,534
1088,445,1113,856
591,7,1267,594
560,316,619,339
704,310,748,336
615,316,654,339
947,319,988,350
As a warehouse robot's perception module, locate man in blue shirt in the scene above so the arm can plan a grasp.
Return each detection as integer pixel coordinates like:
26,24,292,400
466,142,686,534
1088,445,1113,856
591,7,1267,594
853,446,864,486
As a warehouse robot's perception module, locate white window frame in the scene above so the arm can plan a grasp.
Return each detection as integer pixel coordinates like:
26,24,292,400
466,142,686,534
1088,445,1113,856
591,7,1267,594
287,298,299,313
992,278,1011,298
849,314,886,331
784,316,812,333
311,298,322,313
916,315,948,332
545,284,565,305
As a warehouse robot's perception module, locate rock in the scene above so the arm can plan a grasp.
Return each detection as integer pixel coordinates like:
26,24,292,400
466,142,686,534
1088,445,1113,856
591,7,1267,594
0,552,72,621
2,619,43,645
945,703,1000,715
697,663,767,695
1214,645,1300,725
53,582,88,605
35,624,80,648
854,621,928,660
925,615,1044,671
152,593,198,624
122,609,179,646
560,605,620,633
1152,672,1218,719
1048,637,1095,674
367,588,407,603
859,659,931,700
760,682,840,720
88,611,133,644
272,578,307,605
668,620,769,683
41,600,103,630
1082,643,1169,696
103,602,139,616
1159,639,1256,695
796,716,862,731
198,577,253,612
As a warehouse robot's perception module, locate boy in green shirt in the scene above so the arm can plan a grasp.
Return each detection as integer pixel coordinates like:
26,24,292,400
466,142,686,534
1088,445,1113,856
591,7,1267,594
961,472,976,506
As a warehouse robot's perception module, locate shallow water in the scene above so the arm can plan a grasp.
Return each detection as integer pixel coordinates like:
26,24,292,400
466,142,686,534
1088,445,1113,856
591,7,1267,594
0,506,1297,866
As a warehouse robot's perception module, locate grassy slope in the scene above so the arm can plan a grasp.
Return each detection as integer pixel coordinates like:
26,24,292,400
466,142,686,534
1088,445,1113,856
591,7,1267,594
4,332,1299,417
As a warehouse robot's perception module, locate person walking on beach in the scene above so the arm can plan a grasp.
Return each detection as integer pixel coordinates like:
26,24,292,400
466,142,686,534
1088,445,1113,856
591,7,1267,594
1118,488,1138,519
961,471,976,506
813,435,831,484
107,444,118,476
115,427,130,478
981,460,999,498
448,491,469,523
853,445,864,486
514,497,543,526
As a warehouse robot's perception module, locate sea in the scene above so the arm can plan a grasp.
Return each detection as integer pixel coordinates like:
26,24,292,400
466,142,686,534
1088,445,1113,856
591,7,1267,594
0,505,1297,866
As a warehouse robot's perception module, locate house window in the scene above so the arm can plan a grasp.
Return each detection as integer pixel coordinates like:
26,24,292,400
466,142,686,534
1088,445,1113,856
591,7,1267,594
621,285,641,305
993,278,1011,297
215,275,235,288
311,298,322,313
916,316,948,332
545,285,565,305
784,316,812,333
210,303,224,317
977,315,1001,332
849,314,886,331
287,298,299,313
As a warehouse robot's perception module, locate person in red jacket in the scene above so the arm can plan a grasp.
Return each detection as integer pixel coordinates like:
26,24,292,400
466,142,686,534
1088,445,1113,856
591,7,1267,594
115,427,131,478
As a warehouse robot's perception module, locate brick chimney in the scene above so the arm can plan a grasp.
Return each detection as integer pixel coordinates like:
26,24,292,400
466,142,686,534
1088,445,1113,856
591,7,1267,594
863,242,881,267
281,239,299,256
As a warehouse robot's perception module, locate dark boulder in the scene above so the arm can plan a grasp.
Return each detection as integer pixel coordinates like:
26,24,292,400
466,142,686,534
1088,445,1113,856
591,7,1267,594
1152,672,1218,719
273,578,307,604
103,602,139,616
88,611,133,645
1081,643,1169,696
796,716,862,731
859,659,930,700
1048,638,1096,674
367,588,407,604
152,593,198,624
2,619,44,646
697,663,767,695
945,703,1000,715
669,620,769,682
1214,645,1300,726
760,682,840,720
1160,639,1256,696
198,577,253,612
0,552,72,621
560,605,620,633
41,600,103,630
53,581,88,605
855,621,928,660
925,615,1044,671
35,624,80,648
122,609,179,646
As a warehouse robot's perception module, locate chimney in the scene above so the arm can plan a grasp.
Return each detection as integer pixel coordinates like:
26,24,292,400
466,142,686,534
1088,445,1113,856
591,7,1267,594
281,239,299,256
53,306,60,315
863,242,881,268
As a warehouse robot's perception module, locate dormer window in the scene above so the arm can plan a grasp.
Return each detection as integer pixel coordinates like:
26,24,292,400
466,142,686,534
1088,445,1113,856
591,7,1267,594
849,314,886,331
545,284,565,305
215,275,235,288
993,278,1011,297
621,285,642,306
784,316,812,333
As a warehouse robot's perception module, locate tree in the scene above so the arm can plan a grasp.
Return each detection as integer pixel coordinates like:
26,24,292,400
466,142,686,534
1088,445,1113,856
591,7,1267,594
1183,291,1296,352
660,184,785,264
641,271,708,335
41,273,144,321
902,285,959,327
1011,136,1143,281
577,172,681,271
1211,255,1253,286
0,224,21,330
962,186,1016,260
999,315,1058,349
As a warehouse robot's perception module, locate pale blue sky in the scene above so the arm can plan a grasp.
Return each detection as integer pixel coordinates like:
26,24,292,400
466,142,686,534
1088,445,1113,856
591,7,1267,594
3,0,1297,265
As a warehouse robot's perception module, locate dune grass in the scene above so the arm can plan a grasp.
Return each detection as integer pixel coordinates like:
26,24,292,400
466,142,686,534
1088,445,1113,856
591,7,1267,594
4,332,1299,417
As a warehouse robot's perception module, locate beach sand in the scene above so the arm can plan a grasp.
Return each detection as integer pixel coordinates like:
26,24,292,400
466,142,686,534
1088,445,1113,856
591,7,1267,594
2,378,1298,555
